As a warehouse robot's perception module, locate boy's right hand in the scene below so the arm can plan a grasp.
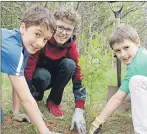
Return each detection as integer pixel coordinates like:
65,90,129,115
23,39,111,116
12,113,30,123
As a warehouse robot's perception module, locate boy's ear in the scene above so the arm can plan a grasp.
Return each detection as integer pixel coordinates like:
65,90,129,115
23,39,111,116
20,22,26,34
136,39,141,46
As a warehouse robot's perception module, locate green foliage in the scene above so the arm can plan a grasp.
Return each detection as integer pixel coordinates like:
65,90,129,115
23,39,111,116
79,33,113,110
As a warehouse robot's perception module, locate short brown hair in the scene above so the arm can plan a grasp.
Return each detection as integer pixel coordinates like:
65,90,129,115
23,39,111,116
54,6,81,34
21,5,56,33
109,24,140,49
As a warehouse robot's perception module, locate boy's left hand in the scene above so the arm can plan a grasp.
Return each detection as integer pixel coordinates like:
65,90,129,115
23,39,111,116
70,108,86,134
12,113,30,123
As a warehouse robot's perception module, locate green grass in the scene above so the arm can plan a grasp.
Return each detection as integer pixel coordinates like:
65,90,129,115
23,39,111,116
1,73,134,134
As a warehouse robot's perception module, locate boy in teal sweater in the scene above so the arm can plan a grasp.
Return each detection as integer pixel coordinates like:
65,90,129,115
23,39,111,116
89,24,147,134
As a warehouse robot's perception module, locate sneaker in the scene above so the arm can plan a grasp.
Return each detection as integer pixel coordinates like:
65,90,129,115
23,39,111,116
47,101,63,117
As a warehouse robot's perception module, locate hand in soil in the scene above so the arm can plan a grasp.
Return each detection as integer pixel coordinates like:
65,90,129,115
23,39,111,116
12,113,30,123
70,108,86,134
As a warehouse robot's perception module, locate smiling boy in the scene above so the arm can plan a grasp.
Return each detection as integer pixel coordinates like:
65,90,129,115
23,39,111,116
89,24,147,134
1,5,60,134
24,7,86,134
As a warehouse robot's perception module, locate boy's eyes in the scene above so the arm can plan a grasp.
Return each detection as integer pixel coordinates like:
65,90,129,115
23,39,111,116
66,28,72,32
58,26,64,29
57,25,73,32
124,46,129,49
115,50,120,53
115,46,129,52
35,32,50,43
44,38,48,42
35,33,41,38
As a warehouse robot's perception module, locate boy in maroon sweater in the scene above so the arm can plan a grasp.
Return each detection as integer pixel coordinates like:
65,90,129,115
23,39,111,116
24,7,86,134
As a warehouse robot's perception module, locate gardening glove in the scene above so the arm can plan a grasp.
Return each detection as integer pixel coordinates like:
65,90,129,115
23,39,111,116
70,108,86,134
89,117,104,134
12,113,30,123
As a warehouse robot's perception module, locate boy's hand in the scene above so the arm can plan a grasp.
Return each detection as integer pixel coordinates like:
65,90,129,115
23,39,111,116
12,113,30,123
70,108,86,134
89,117,103,134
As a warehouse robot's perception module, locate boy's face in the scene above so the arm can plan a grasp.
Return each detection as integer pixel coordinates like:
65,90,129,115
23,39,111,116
112,39,139,65
54,18,75,45
20,23,52,54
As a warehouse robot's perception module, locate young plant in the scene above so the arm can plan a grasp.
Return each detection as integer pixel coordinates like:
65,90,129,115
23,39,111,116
79,33,114,115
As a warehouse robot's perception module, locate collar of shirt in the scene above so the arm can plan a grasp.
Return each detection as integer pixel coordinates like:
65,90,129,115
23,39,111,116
13,28,23,47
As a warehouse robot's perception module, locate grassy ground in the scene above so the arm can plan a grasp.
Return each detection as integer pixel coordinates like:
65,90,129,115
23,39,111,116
1,74,134,134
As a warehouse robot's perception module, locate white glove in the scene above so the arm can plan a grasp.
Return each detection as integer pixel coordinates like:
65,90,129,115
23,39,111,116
70,108,86,134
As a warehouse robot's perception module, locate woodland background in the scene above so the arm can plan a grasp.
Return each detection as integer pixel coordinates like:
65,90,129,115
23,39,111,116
1,1,147,134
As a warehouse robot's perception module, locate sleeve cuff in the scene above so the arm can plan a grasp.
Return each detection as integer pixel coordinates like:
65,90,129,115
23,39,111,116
75,100,85,109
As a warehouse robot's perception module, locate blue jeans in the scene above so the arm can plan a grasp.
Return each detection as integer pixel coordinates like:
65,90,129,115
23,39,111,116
1,108,4,123
32,58,76,105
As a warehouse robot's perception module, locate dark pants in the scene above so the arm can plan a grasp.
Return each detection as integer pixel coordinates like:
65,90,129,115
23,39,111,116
32,58,76,105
